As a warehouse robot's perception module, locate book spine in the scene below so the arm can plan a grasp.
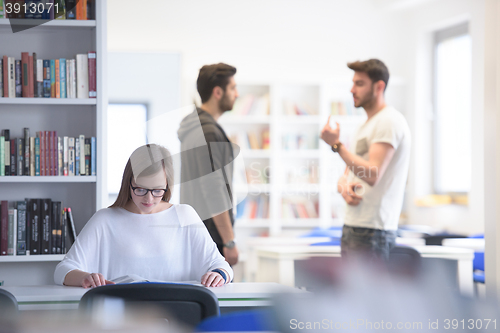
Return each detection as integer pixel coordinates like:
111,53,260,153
16,201,27,255
17,137,23,176
29,137,35,176
28,54,34,98
48,130,53,175
50,59,55,98
24,127,29,175
10,138,16,176
8,57,15,98
75,137,80,176
65,59,70,98
84,138,90,175
4,130,10,176
79,134,85,174
50,201,57,253
32,0,42,19
88,51,96,98
91,136,96,176
35,136,40,176
38,132,43,176
56,202,62,253
58,136,63,175
45,130,50,176
43,59,50,98
63,136,68,176
32,52,37,97
2,56,7,97
71,59,76,98
0,136,4,176
0,59,3,97
1,200,9,255
36,59,43,98
53,131,58,176
59,58,66,98
61,207,66,253
15,60,22,97
24,0,33,18
55,59,60,98
76,54,88,98
21,52,29,97
7,208,16,255
68,137,75,176
29,198,40,255
66,0,75,19
41,198,51,254
55,0,65,19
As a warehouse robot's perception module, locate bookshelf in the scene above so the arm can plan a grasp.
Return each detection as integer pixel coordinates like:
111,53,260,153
0,2,107,285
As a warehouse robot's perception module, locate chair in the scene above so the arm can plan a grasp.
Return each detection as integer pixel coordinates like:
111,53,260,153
387,245,422,276
196,309,277,332
473,251,485,283
0,288,18,315
299,226,342,239
79,283,219,328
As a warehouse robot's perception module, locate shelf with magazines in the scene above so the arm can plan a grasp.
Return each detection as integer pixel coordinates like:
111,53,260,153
0,1,106,286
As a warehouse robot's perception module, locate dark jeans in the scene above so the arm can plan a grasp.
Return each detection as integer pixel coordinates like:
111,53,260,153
341,225,397,261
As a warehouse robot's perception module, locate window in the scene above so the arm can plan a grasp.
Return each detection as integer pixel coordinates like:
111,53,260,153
433,23,471,194
107,104,148,206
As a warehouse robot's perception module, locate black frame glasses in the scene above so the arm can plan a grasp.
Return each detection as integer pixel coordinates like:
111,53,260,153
130,179,168,197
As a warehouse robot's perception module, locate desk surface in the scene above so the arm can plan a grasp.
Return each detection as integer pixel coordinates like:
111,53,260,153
1,282,301,311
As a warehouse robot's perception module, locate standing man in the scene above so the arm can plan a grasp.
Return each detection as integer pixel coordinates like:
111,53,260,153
178,63,239,266
320,59,411,260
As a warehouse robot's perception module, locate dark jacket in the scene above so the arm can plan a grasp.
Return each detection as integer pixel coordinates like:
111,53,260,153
177,108,235,246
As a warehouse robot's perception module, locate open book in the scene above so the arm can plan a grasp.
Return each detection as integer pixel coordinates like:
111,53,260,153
110,274,201,286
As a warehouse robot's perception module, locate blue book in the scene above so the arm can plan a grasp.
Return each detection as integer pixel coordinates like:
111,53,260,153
75,137,80,176
43,60,51,98
59,59,66,98
91,137,96,176
35,137,40,176
50,59,55,98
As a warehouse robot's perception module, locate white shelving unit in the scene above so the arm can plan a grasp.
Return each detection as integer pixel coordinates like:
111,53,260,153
0,2,107,285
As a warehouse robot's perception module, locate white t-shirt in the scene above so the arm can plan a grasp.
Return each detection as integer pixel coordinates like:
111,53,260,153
54,204,233,285
344,106,411,231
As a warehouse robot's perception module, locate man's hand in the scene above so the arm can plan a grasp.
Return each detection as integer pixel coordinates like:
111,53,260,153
223,245,239,266
201,271,226,287
339,177,363,206
321,116,340,146
81,273,115,289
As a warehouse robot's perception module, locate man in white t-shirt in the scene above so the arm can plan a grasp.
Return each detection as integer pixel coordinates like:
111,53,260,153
320,59,411,260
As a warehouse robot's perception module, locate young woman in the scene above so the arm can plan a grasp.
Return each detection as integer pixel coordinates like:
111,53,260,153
54,144,232,288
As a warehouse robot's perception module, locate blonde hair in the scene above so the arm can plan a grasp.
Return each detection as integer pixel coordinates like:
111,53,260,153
109,144,174,208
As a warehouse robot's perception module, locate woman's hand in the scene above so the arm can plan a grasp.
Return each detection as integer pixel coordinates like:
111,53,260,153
201,271,226,287
81,272,115,288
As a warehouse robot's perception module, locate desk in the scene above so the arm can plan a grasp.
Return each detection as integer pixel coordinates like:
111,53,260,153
0,282,301,311
255,245,474,297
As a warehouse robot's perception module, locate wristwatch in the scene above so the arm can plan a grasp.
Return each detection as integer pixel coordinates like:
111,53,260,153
223,240,236,249
331,142,342,153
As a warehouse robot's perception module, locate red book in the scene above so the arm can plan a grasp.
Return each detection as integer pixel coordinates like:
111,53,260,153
28,55,34,98
45,131,50,176
53,131,58,176
88,51,96,98
21,52,29,97
76,0,87,20
2,56,8,97
49,131,53,175
0,201,8,255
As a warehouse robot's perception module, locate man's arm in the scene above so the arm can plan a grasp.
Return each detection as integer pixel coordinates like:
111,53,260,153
321,118,395,186
212,211,238,266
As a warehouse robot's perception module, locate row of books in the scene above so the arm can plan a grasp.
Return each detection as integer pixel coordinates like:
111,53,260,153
283,100,318,116
0,52,96,99
0,0,94,20
331,101,364,116
229,94,270,116
282,133,319,150
229,129,270,150
245,163,270,184
0,129,96,176
282,198,319,219
0,199,77,256
236,195,270,220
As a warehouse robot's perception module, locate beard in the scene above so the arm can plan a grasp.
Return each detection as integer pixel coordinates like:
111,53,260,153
219,92,235,113
354,85,376,109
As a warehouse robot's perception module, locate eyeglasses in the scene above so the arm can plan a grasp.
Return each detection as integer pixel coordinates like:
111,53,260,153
130,179,168,197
